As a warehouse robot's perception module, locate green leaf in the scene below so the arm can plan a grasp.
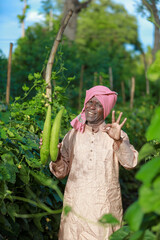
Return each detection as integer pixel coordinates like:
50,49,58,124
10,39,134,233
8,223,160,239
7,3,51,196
7,203,19,222
147,50,160,82
19,164,30,184
22,84,29,92
129,230,143,240
26,157,42,168
33,217,44,232
146,106,160,141
139,185,160,214
7,129,15,138
138,143,156,161
15,96,21,101
1,153,13,162
1,200,7,215
0,162,18,183
28,73,34,81
34,72,41,79
30,170,63,200
144,230,157,240
99,213,119,225
0,214,12,232
136,157,160,185
124,201,144,231
0,127,7,139
63,205,72,216
0,181,9,198
109,226,130,240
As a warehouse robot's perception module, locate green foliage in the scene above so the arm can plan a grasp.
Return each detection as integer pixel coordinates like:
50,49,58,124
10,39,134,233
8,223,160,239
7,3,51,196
146,106,160,141
110,104,160,239
0,50,7,101
63,205,72,216
0,62,74,239
8,0,143,111
112,96,156,150
99,214,119,226
124,201,144,231
77,0,139,50
147,50,160,81
138,143,156,162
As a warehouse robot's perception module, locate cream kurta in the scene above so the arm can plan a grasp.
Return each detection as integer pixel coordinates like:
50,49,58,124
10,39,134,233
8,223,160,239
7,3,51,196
50,122,138,240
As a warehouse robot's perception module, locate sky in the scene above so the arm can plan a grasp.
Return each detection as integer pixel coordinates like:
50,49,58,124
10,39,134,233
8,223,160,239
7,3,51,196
0,0,154,58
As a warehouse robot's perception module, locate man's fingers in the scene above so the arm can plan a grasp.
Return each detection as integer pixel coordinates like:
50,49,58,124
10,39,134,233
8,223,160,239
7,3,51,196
57,143,62,148
112,111,116,123
120,118,127,127
103,124,112,128
103,124,111,132
116,112,123,124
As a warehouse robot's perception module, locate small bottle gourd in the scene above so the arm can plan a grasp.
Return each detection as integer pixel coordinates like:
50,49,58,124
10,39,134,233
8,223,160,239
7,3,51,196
50,107,64,162
40,104,51,165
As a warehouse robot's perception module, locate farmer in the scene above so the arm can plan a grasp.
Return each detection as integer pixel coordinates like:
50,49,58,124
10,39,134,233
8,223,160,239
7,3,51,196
49,85,138,240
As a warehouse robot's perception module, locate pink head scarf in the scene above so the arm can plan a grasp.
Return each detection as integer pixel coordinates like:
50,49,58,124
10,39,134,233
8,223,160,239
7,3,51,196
71,85,118,132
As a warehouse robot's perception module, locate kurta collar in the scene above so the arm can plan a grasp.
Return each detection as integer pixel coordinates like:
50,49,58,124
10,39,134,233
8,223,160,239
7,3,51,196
85,121,106,133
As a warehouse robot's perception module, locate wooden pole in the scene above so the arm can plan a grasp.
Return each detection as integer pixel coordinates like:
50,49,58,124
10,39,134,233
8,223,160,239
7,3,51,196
6,43,13,105
99,75,103,85
142,52,150,95
22,0,27,38
121,81,126,104
109,67,113,90
93,72,98,86
130,76,135,109
45,9,73,102
78,65,84,110
49,9,53,31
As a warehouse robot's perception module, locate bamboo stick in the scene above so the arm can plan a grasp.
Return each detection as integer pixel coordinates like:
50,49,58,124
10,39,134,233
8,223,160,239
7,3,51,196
6,43,13,105
121,81,126,104
78,65,84,110
109,67,113,90
130,77,135,109
45,10,73,102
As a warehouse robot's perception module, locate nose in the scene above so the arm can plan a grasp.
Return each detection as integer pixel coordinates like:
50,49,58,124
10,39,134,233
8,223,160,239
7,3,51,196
90,103,96,109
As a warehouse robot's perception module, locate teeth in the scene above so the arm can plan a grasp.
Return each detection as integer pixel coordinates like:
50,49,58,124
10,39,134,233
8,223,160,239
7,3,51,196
88,111,94,115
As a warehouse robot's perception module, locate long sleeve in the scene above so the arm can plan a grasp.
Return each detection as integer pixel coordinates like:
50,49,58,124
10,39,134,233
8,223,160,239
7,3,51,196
114,131,138,169
49,129,76,179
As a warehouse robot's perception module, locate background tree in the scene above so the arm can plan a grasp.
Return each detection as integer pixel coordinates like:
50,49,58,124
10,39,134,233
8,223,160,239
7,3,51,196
63,0,92,41
137,0,160,61
76,0,139,50
10,0,144,110
17,0,30,37
41,0,59,31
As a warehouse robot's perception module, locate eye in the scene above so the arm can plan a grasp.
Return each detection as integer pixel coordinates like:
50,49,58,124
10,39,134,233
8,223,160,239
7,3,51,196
96,103,102,108
87,100,92,105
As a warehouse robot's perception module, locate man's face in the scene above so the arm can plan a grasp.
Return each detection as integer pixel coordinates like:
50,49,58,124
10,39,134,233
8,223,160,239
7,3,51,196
85,97,104,125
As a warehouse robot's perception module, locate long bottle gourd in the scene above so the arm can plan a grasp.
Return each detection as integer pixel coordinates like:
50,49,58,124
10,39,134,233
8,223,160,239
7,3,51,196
50,107,64,162
40,104,51,164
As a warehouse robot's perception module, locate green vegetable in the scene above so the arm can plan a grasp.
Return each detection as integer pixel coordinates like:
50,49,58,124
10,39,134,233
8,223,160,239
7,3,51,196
40,105,52,165
50,107,64,162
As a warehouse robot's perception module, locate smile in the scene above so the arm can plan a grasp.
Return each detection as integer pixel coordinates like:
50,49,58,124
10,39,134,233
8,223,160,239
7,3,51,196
88,111,94,115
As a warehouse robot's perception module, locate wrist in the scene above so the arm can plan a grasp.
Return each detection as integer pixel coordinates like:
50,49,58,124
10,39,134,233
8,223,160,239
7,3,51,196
113,137,123,151
114,137,123,142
